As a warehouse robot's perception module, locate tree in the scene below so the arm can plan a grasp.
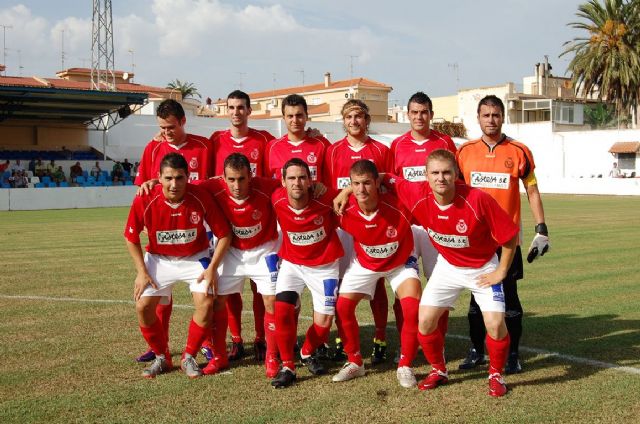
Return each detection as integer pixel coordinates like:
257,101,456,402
166,79,201,100
561,0,640,125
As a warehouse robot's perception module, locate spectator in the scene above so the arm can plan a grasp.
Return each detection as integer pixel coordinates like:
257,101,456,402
70,161,83,183
35,159,47,178
52,166,67,184
28,158,36,175
609,162,622,178
7,170,16,187
46,160,56,177
133,161,140,177
61,145,73,160
0,160,9,173
91,161,102,178
122,158,133,174
10,160,25,174
14,170,28,188
112,161,124,181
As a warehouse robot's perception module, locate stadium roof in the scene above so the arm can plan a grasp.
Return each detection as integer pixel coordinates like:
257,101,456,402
609,142,640,154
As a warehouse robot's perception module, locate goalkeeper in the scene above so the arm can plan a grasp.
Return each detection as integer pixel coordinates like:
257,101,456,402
455,95,550,374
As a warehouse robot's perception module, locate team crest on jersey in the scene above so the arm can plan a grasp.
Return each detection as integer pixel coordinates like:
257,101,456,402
307,152,317,164
190,211,201,224
189,157,198,169
252,209,262,220
456,219,468,233
313,216,324,226
250,148,260,160
386,226,398,238
504,157,514,169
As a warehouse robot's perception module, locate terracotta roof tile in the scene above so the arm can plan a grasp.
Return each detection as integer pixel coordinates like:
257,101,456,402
609,141,640,153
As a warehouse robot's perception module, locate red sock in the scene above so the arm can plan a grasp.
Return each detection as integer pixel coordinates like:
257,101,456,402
226,293,243,343
212,308,229,362
336,296,362,366
393,297,404,335
398,297,419,368
370,278,388,341
251,282,265,341
438,309,449,337
185,319,210,357
301,323,331,357
156,298,173,343
417,328,446,372
275,300,297,369
139,319,167,356
486,333,510,374
264,311,277,357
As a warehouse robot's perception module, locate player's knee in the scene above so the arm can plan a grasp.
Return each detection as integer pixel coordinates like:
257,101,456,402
275,291,298,306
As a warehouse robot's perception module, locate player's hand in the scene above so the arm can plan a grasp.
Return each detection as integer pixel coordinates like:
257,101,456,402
333,188,351,215
136,179,159,196
311,182,327,198
527,234,550,263
133,271,157,301
153,131,165,142
198,267,218,298
476,268,507,288
306,127,322,138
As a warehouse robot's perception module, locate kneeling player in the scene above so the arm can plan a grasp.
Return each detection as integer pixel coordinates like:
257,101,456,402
197,153,282,377
381,149,518,397
332,160,422,387
125,153,231,378
270,158,344,388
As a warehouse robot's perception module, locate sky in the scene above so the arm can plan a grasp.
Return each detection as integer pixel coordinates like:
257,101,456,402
0,0,589,105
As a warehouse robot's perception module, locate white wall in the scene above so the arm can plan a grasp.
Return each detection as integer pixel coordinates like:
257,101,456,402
1,186,137,211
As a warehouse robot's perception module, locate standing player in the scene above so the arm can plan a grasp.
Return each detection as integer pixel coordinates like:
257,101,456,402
270,158,344,388
209,90,275,362
264,94,331,183
456,95,550,373
125,153,231,379
134,99,214,363
388,92,458,358
197,153,282,378
324,99,392,364
332,160,422,388
380,149,519,396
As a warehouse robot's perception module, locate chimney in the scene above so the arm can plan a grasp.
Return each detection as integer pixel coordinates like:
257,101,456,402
324,72,331,88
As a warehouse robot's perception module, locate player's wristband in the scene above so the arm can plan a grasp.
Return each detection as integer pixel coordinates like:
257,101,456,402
534,223,548,236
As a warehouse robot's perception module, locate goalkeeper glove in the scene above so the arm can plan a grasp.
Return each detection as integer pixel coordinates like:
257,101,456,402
527,223,550,263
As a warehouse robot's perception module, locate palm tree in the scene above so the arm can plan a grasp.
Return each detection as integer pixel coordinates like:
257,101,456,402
166,79,202,100
561,0,640,125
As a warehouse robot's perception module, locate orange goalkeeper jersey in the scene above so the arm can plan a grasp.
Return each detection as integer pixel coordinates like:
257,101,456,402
456,135,535,229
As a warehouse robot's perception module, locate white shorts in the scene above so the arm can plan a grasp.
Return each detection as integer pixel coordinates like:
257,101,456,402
141,250,214,297
217,239,281,296
340,257,420,299
337,228,354,278
421,254,505,313
276,259,340,315
412,224,438,279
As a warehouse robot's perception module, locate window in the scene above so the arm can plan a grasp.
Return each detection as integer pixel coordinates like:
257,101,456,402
618,153,636,170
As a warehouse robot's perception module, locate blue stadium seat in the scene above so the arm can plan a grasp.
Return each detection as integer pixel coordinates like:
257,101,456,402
47,182,57,188
103,180,113,186
1,183,10,188
42,176,52,184
125,180,133,186
35,182,45,188
87,176,96,184
83,171,89,179
59,181,69,187
2,171,10,179
75,176,85,184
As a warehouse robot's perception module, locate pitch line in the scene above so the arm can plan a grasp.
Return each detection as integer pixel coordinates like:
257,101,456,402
2,294,639,376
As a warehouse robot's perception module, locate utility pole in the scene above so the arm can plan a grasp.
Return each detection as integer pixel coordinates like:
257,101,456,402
17,49,22,76
128,48,135,82
448,62,459,91
237,72,246,89
295,69,305,86
348,55,359,80
91,0,115,90
61,29,66,70
1,24,12,76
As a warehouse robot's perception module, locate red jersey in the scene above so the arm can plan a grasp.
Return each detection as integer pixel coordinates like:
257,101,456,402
264,134,331,182
124,183,230,256
390,130,457,182
383,175,518,268
134,134,212,185
339,193,414,272
209,128,274,177
272,187,344,266
197,176,280,250
324,136,391,189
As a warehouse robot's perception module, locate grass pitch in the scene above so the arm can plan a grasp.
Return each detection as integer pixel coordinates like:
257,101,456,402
1,194,639,423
